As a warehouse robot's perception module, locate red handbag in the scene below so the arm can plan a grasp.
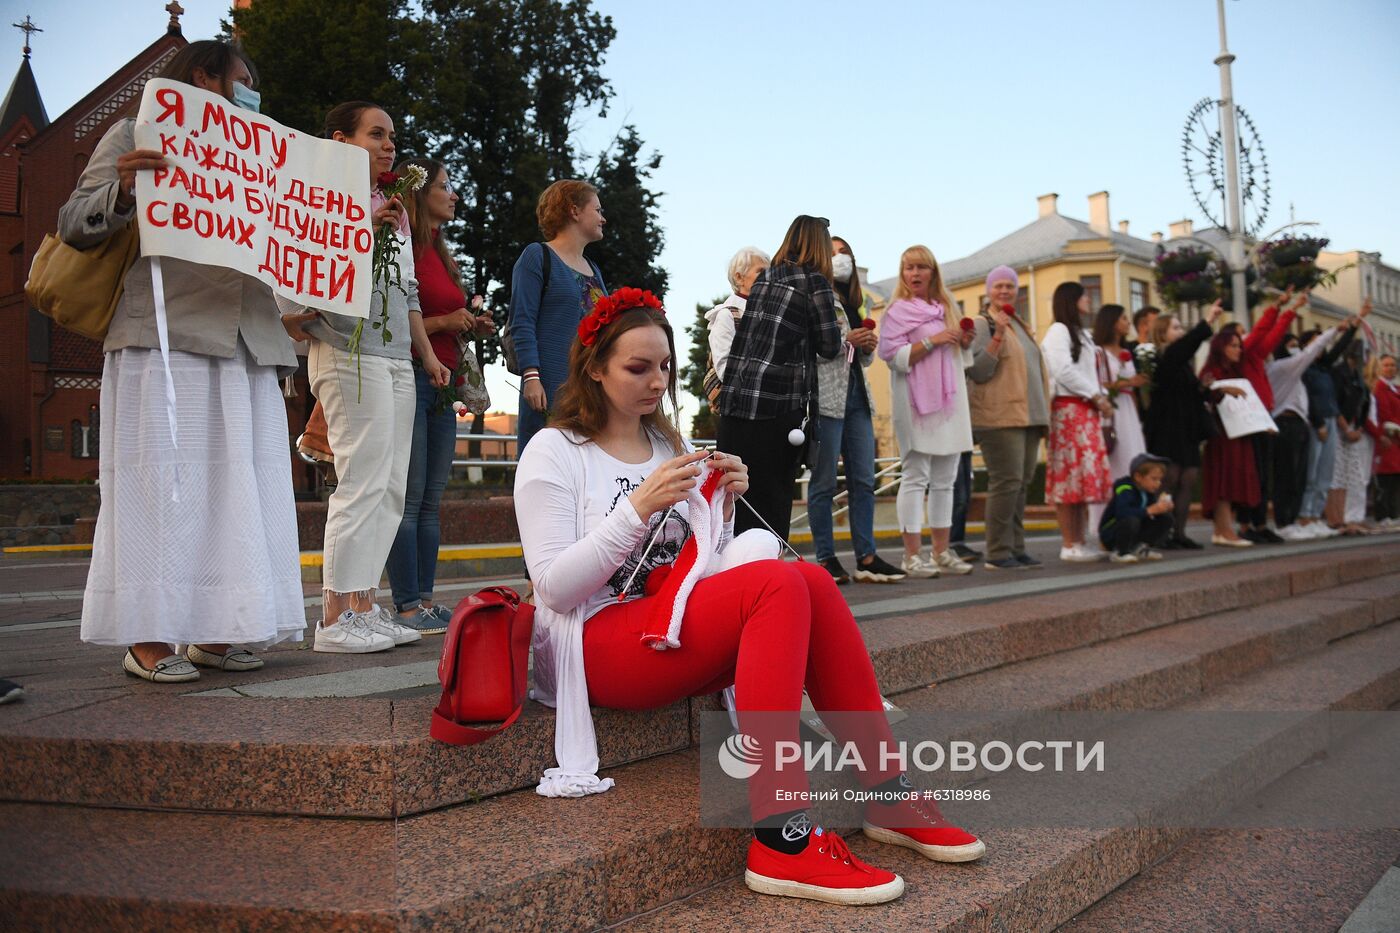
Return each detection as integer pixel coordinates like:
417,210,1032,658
430,586,535,745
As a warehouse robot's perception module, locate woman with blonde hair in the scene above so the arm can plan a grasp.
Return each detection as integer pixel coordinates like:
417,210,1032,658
877,245,977,577
716,215,843,540
516,286,983,905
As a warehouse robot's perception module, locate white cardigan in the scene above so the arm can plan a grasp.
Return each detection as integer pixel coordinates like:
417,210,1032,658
887,344,974,457
516,428,777,797
1041,322,1102,400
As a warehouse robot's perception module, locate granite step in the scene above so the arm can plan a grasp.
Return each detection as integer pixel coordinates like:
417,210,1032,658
613,620,1400,933
1058,700,1400,932
1,549,1396,819
3,596,1397,930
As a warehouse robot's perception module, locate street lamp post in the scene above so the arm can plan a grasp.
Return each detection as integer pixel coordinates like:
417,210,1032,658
1214,0,1251,323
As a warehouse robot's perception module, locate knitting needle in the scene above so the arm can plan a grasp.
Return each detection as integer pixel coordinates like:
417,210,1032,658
616,451,724,600
735,495,805,561
617,503,676,601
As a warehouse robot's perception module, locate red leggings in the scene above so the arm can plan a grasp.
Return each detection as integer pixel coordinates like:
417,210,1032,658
583,559,897,820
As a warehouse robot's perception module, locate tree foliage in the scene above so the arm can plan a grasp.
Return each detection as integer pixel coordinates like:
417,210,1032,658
230,0,667,367
226,0,425,150
682,295,728,440
585,125,667,296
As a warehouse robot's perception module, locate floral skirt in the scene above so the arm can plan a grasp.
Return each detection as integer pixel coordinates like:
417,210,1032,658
1046,397,1111,505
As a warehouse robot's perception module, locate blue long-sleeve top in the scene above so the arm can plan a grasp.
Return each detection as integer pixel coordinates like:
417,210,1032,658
508,243,605,397
1098,475,1161,534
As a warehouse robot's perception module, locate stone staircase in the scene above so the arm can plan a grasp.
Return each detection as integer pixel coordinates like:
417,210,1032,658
2,542,1398,930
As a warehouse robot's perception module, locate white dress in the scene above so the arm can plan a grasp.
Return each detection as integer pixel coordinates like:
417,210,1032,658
1101,348,1146,478
80,340,306,648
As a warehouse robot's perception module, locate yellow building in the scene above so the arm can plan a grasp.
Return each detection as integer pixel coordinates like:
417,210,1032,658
1311,250,1400,355
863,191,1164,456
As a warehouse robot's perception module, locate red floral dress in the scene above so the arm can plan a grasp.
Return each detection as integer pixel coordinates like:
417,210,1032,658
1046,397,1111,505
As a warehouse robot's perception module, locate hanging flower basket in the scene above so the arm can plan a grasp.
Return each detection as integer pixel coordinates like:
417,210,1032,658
1156,247,1213,277
1258,235,1335,292
1155,246,1219,306
1260,235,1325,268
1170,276,1219,303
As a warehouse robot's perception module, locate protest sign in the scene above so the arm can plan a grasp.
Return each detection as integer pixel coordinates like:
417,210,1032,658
1212,378,1278,439
133,79,372,318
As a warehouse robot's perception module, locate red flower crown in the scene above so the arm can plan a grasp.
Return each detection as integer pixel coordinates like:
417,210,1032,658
578,287,665,346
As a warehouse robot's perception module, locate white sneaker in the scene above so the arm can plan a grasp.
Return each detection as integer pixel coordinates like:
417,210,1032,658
1109,550,1139,564
314,611,395,654
900,553,940,578
1276,524,1309,542
933,550,974,575
366,605,423,645
1061,544,1105,563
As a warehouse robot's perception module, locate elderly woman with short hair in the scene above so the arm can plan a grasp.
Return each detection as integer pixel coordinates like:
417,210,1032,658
704,246,770,392
965,266,1050,570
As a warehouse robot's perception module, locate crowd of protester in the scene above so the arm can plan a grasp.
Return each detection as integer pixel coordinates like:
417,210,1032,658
38,34,1400,910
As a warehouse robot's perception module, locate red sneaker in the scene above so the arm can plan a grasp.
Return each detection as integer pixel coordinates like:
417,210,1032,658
863,794,986,863
745,825,905,905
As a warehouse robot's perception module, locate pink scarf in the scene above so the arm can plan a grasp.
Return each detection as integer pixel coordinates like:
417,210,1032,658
878,297,958,415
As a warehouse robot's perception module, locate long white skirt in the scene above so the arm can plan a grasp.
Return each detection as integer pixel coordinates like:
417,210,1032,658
80,342,305,648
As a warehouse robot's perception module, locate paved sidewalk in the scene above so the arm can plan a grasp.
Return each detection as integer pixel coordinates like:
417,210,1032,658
2,524,1396,703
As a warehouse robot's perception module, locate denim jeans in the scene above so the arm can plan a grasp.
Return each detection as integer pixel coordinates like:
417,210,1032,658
807,379,877,562
387,366,458,610
950,450,973,545
1300,423,1338,519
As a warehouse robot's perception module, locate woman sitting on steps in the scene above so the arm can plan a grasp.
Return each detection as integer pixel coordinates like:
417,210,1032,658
515,287,985,907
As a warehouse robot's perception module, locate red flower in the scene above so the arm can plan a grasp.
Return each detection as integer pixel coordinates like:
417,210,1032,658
577,286,666,347
1001,303,1016,315
959,317,975,332
376,171,399,190
1119,350,1132,363
860,318,876,330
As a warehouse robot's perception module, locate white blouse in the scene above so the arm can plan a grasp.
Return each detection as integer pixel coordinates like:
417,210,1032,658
1042,322,1102,400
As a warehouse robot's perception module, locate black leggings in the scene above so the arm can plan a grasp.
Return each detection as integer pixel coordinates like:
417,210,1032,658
717,411,805,542
1162,464,1198,539
1272,414,1312,529
1242,432,1276,527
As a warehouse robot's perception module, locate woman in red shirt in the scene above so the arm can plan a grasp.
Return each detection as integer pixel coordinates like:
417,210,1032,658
1375,353,1400,523
386,158,494,632
1233,289,1304,542
1199,330,1255,545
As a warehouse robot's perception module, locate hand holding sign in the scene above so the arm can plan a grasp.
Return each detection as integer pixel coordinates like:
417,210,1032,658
133,79,373,319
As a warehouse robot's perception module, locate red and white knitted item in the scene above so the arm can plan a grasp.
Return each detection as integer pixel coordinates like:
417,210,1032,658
640,467,726,650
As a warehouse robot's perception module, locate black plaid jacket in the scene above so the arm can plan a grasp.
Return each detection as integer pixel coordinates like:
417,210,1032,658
715,263,842,420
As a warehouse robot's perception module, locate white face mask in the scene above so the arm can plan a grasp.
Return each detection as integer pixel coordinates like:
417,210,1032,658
831,252,854,283
1287,346,1302,357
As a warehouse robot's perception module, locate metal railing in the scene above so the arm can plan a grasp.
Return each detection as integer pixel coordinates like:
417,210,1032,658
446,429,1014,530
450,433,719,470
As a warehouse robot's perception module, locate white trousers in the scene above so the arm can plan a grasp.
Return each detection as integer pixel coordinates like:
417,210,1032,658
310,341,415,594
897,450,961,533
1332,434,1375,524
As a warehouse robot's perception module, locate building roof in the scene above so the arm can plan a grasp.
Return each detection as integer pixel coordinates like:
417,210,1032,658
871,211,1163,297
0,57,48,138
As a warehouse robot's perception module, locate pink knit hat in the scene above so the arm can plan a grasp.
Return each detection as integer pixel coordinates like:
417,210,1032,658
985,265,1019,290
